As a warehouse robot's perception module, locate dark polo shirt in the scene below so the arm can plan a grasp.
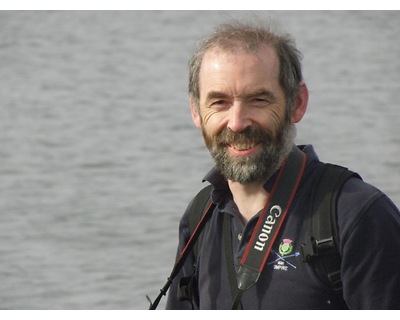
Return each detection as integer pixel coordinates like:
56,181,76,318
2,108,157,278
166,145,400,309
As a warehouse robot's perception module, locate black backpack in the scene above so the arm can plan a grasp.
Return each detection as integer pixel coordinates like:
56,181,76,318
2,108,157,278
184,163,361,307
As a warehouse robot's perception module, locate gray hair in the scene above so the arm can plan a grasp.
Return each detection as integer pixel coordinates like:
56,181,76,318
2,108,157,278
188,20,303,115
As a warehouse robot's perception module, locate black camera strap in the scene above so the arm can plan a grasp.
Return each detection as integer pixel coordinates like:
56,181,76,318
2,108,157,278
231,146,306,309
148,200,215,310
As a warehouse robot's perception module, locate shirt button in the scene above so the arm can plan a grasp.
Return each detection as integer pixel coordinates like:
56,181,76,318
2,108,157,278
237,233,242,241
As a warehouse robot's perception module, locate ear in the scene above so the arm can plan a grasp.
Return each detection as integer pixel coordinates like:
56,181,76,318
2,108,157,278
291,82,309,123
190,97,202,129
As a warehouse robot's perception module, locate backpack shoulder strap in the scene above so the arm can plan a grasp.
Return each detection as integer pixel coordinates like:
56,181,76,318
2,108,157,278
188,184,214,234
187,184,214,260
176,184,213,303
300,163,361,294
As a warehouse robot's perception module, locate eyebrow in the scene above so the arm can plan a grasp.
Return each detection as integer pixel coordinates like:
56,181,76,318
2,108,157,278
205,91,229,103
205,88,276,104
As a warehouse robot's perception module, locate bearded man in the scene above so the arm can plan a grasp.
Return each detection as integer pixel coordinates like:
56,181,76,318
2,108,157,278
162,20,400,310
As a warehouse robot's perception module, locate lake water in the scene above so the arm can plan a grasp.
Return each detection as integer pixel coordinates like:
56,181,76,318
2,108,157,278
0,10,399,310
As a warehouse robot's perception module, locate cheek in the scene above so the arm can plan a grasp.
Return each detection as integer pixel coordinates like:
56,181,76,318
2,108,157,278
271,110,285,129
200,108,226,134
256,107,286,135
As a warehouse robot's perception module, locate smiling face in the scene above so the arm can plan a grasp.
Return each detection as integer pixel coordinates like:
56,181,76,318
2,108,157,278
191,45,298,184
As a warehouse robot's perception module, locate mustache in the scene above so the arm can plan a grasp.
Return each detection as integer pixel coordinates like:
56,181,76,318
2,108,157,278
215,126,273,146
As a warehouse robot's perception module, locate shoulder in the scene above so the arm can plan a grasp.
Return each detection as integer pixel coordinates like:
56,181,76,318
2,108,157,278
339,176,398,219
337,176,400,248
179,184,214,238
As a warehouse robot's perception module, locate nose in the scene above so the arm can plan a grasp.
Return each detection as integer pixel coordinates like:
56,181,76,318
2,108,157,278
227,103,252,132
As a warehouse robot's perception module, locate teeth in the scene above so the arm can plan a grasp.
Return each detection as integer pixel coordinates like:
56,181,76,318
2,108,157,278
231,143,256,151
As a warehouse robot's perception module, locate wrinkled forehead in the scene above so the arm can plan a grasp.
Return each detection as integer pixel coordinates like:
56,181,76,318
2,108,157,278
200,44,280,78
201,43,279,66
197,45,283,104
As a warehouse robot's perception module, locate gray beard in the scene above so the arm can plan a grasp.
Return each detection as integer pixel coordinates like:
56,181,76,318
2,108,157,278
204,123,296,184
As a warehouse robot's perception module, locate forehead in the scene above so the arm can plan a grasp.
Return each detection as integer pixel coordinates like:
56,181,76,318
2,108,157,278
199,45,281,94
201,44,279,76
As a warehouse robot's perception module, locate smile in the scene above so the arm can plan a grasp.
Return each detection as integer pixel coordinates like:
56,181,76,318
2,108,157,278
229,142,258,151
228,142,261,156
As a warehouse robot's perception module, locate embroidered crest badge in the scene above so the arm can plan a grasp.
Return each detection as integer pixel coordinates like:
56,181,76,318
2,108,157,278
279,239,294,256
269,239,299,271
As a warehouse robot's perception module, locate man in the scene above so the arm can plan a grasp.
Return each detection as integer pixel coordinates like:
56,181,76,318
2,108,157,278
164,20,400,309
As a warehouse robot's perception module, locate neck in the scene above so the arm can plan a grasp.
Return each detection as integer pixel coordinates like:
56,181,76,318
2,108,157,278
228,179,269,223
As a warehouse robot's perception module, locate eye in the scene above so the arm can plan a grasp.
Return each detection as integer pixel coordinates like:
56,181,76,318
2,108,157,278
252,98,271,107
210,100,229,110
